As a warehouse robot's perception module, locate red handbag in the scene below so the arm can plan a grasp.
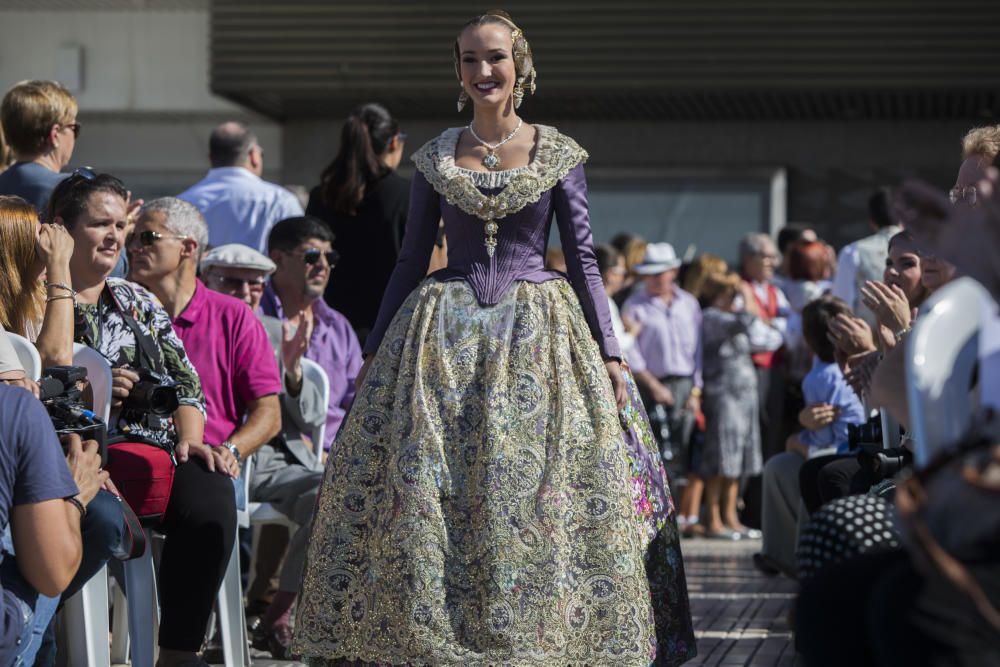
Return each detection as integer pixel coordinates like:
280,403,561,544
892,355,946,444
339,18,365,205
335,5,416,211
105,437,176,519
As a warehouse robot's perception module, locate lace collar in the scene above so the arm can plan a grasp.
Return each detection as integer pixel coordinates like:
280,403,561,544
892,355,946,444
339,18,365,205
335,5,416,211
412,124,588,223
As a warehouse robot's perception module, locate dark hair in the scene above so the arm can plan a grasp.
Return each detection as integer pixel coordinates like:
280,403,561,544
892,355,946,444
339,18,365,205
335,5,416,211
267,215,334,253
44,172,128,228
595,244,622,275
868,187,894,228
608,232,640,254
320,103,398,216
802,295,851,363
788,241,828,281
777,223,814,255
209,122,257,168
888,229,917,253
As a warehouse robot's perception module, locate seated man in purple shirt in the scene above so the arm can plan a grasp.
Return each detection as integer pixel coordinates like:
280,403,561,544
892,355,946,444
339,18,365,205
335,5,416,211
623,242,703,462
261,216,363,452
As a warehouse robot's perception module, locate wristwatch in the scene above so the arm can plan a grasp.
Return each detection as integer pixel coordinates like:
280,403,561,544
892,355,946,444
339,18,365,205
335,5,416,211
221,440,241,462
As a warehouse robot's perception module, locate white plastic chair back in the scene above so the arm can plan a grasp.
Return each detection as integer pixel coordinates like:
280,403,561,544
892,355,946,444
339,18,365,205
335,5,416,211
906,277,986,468
6,332,41,380
72,343,113,422
301,357,330,465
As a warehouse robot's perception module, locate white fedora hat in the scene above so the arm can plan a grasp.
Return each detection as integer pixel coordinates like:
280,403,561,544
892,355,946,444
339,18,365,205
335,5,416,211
634,242,682,275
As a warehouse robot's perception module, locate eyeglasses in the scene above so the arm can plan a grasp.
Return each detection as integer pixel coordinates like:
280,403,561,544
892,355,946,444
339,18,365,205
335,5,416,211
62,122,82,139
397,132,408,142
205,273,266,290
129,230,189,247
291,248,339,266
948,185,977,206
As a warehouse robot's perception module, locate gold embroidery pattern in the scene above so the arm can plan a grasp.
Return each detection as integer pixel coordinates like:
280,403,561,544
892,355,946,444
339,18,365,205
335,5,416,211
294,280,656,666
412,125,589,256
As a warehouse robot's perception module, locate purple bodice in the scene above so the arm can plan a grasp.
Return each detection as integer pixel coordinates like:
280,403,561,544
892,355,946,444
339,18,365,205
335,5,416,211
364,125,621,361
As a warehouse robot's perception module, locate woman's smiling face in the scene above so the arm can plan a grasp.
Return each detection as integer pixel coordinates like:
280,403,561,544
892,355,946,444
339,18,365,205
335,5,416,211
458,24,517,111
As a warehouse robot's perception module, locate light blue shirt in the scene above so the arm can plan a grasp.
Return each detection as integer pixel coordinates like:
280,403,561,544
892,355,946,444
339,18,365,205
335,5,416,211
178,167,304,253
799,356,867,455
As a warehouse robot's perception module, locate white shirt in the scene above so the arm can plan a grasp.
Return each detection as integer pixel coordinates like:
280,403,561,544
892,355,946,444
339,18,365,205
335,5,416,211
178,167,304,253
607,296,636,365
831,242,861,311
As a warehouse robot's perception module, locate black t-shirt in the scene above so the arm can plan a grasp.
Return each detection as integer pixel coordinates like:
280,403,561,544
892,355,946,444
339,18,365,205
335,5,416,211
307,172,411,340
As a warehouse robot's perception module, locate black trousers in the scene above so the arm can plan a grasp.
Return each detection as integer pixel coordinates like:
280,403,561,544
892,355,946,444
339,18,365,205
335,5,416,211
796,549,1000,667
798,454,875,514
156,458,237,651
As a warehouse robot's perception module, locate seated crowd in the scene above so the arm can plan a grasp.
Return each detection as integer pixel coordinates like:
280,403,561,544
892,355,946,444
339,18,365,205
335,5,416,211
0,77,997,667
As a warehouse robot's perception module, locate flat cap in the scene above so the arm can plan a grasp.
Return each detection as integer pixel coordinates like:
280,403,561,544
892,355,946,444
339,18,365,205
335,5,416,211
199,243,276,274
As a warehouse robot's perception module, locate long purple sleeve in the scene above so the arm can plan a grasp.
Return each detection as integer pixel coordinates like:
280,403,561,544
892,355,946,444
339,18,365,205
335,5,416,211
363,171,441,357
553,165,622,360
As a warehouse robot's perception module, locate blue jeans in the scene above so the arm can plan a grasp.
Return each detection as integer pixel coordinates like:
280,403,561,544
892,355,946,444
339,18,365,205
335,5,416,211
0,530,61,666
34,490,125,667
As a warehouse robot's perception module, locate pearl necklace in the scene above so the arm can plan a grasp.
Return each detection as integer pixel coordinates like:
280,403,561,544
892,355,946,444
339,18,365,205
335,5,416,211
467,118,523,171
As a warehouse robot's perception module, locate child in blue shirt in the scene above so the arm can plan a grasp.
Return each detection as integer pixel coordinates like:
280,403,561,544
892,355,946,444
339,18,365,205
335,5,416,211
785,297,868,458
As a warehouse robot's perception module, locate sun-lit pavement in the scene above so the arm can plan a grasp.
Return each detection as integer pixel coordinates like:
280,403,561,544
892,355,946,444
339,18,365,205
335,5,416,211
116,536,801,667
683,536,802,666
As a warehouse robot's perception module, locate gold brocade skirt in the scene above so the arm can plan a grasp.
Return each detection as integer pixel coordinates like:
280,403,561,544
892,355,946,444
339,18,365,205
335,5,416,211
293,279,657,666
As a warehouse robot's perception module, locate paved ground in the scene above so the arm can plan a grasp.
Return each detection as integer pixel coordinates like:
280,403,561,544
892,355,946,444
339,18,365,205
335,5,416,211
191,535,802,667
683,536,802,667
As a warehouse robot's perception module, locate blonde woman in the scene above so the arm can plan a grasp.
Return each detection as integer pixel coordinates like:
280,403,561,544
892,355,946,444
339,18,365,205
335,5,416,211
294,10,694,666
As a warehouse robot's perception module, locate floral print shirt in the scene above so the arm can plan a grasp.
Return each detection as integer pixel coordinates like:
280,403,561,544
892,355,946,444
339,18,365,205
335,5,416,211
74,278,204,446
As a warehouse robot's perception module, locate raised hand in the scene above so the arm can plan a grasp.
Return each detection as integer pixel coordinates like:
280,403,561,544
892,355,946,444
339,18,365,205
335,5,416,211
860,280,911,334
828,313,876,357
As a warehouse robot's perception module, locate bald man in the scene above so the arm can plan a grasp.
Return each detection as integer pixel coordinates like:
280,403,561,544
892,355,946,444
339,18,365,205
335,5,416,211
178,121,303,253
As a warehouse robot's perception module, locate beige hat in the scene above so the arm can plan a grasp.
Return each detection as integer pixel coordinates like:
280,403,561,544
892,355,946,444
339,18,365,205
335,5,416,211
199,243,276,274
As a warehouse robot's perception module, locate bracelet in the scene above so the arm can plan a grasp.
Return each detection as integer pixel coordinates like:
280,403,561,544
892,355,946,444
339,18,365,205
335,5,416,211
893,327,911,344
64,495,86,519
44,281,76,296
46,294,76,304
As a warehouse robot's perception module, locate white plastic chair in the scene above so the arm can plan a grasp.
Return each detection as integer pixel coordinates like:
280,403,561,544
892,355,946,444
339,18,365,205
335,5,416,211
58,344,115,667
5,332,41,379
906,277,987,468
71,342,113,422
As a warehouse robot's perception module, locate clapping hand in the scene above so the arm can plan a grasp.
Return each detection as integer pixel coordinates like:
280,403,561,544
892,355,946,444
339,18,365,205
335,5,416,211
860,280,912,334
828,313,877,356
282,308,314,391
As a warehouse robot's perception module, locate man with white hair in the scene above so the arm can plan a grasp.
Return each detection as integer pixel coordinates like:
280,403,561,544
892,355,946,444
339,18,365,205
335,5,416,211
199,244,325,657
179,122,303,253
127,196,281,483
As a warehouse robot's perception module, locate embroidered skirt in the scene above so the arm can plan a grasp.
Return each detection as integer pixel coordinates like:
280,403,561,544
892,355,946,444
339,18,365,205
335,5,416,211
293,279,694,666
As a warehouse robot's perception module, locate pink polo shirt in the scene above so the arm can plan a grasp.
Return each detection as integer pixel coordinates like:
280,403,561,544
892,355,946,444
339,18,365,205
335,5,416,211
171,280,281,447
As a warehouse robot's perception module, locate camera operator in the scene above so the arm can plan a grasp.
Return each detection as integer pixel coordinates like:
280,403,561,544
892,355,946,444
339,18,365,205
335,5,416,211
0,385,107,665
46,172,236,667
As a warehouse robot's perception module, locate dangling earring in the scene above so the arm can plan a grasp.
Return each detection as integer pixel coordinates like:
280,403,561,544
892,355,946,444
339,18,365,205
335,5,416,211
457,86,469,112
513,79,525,109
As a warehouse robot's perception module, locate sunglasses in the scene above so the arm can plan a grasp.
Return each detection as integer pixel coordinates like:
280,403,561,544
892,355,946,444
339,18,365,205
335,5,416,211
63,122,82,139
292,248,339,266
129,230,189,247
206,273,266,290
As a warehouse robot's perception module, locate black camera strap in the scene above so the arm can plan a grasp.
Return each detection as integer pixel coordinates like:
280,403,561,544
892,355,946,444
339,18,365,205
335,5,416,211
105,283,165,375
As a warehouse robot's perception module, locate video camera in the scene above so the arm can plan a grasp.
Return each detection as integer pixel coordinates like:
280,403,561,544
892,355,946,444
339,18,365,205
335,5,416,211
848,415,912,487
39,365,107,463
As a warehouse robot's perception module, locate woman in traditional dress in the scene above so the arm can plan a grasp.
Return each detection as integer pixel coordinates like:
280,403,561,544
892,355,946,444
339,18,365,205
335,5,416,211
293,11,695,666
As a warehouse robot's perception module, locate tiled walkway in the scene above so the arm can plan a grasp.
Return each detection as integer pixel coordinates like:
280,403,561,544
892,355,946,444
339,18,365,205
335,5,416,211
202,537,802,666
683,537,802,667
